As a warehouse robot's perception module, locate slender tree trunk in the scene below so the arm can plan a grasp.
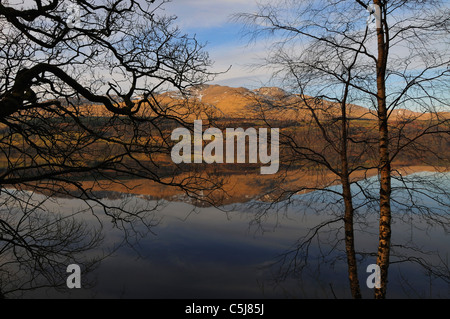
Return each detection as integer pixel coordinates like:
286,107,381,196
342,175,362,299
374,0,392,299
340,76,362,299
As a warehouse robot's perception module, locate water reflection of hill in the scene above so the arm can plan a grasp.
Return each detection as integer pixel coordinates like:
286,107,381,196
63,165,443,206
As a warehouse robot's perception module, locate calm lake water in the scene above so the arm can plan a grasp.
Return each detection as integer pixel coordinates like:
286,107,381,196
3,172,449,299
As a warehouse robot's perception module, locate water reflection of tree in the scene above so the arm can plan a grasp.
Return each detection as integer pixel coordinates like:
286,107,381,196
263,174,449,298
0,191,102,297
0,188,167,298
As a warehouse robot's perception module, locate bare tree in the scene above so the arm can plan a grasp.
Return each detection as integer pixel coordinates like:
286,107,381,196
0,0,218,297
236,0,449,298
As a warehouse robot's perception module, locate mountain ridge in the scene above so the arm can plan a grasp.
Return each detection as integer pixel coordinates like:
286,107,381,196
65,84,448,121
180,84,448,121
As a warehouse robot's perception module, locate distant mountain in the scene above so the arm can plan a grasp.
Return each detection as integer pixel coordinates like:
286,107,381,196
179,84,447,121
75,84,448,121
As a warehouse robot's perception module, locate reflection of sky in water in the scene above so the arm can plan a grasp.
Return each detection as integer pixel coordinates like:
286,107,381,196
5,172,450,299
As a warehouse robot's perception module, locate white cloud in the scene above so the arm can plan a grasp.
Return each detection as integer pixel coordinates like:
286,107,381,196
205,39,275,88
159,1,276,87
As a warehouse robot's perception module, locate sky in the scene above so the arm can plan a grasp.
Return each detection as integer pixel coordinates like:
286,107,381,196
162,0,449,113
8,0,448,105
163,0,272,89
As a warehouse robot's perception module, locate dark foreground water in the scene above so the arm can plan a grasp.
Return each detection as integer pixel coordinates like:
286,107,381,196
2,172,449,299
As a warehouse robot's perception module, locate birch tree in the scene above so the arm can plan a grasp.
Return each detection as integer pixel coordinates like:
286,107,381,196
236,0,449,298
